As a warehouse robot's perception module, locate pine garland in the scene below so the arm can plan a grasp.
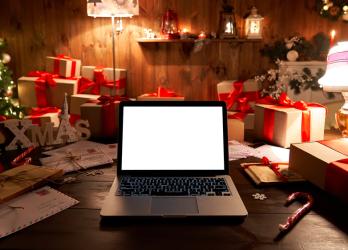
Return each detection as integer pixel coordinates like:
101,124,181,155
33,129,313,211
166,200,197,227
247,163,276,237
316,0,348,21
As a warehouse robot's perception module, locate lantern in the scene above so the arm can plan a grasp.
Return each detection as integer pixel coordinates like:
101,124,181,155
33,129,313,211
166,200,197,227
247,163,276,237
219,7,237,39
161,9,179,40
245,7,263,39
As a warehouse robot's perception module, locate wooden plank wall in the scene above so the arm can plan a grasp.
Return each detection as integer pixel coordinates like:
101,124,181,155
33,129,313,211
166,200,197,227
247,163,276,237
0,0,347,100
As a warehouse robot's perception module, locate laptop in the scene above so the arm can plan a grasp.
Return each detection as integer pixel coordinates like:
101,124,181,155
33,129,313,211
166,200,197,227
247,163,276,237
100,101,247,217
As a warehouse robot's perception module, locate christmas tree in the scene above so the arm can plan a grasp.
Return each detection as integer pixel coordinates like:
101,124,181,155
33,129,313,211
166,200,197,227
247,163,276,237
0,38,23,120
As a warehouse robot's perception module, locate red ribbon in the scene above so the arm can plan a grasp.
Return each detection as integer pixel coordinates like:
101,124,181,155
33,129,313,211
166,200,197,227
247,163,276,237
88,95,129,137
78,68,126,95
28,107,61,125
0,115,8,121
27,71,58,107
261,156,288,182
318,139,348,203
259,93,325,143
218,81,260,121
53,55,77,77
142,86,182,97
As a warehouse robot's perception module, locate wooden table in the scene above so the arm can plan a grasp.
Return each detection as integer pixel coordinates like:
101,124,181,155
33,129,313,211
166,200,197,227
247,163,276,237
0,138,347,249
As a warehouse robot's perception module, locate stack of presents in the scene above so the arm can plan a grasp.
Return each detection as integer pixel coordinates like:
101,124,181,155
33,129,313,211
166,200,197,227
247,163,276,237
17,55,184,139
218,79,347,204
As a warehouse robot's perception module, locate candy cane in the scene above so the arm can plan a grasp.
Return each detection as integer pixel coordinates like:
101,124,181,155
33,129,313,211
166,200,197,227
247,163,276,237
11,146,35,167
279,192,314,233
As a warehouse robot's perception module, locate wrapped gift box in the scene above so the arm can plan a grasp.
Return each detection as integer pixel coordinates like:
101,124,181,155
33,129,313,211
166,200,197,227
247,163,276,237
46,56,81,78
217,79,261,111
18,76,78,108
227,112,244,142
80,96,122,139
254,104,326,148
289,139,348,203
81,66,127,96
24,108,60,127
70,94,100,116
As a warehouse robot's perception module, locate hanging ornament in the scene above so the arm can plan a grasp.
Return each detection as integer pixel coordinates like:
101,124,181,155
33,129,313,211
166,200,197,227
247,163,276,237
1,53,11,64
5,88,13,97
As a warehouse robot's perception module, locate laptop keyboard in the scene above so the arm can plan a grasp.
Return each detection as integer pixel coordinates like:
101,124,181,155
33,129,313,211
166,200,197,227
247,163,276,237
116,177,231,196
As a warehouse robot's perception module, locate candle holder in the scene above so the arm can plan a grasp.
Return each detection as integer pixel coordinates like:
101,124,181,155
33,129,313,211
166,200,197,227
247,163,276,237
161,9,180,40
218,2,238,39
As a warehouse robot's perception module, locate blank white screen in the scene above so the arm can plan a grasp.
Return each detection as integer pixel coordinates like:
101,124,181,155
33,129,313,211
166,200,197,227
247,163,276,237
121,106,225,171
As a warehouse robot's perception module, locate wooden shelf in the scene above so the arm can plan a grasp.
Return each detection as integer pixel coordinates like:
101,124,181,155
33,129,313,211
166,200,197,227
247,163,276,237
137,38,261,43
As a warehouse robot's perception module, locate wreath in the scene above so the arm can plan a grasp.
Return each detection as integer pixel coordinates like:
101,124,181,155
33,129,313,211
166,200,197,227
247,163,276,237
260,33,330,63
316,0,348,21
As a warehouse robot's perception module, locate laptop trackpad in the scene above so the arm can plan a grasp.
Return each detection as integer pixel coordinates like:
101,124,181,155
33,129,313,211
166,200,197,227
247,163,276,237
151,197,199,215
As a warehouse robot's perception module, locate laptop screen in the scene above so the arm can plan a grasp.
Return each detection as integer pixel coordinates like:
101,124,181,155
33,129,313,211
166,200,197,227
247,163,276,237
119,103,227,173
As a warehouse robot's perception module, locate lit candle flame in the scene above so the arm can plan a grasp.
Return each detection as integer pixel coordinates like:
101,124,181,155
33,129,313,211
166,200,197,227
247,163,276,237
330,30,336,47
330,30,336,40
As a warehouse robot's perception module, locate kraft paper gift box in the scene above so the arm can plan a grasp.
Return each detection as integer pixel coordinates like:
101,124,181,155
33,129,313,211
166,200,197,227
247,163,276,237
217,79,261,111
254,104,326,148
18,76,78,108
81,66,127,96
0,164,63,204
137,86,184,101
80,97,121,139
227,112,244,142
46,56,81,78
70,94,100,116
289,139,348,203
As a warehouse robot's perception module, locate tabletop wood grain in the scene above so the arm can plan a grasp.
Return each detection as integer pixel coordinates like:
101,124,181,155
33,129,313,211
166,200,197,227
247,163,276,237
0,131,347,250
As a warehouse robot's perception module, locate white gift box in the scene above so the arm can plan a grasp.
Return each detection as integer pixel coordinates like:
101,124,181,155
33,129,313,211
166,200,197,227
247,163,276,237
217,79,261,111
46,56,81,78
254,104,326,148
18,76,78,108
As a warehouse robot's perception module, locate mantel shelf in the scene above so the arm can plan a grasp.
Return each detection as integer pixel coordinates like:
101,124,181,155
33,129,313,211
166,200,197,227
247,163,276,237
136,38,262,43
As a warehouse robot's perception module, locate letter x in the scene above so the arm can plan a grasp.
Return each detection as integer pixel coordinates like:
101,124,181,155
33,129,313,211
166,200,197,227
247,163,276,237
5,119,34,150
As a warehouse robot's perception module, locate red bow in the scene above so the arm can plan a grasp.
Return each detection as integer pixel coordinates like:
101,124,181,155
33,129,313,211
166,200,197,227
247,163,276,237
219,81,260,121
143,86,181,97
261,156,288,182
258,93,325,143
78,68,126,95
27,71,58,107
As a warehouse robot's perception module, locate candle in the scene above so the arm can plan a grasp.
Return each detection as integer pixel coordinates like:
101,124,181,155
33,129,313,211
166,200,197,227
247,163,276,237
330,30,336,47
198,31,206,39
180,28,190,39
